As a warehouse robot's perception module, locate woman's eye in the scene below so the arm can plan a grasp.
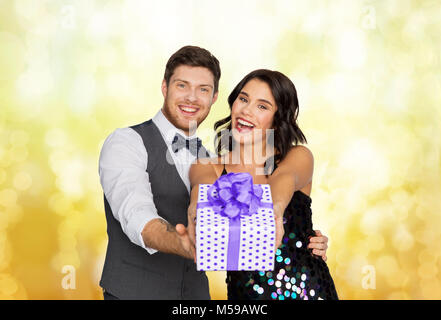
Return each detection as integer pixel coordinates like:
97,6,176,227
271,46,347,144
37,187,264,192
239,97,248,103
258,104,268,110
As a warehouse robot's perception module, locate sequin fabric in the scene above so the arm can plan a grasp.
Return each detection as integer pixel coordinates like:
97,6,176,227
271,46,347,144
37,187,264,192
223,166,338,300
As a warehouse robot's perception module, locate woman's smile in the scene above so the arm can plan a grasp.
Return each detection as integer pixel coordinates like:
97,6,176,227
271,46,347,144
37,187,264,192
235,117,256,133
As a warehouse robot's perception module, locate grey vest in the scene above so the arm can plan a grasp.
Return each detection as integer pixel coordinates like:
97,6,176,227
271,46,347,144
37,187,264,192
100,120,210,299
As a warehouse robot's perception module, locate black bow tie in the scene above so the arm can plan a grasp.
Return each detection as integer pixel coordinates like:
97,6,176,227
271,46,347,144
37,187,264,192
171,133,203,157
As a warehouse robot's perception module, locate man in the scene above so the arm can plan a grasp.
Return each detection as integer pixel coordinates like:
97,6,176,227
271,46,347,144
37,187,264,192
98,46,329,300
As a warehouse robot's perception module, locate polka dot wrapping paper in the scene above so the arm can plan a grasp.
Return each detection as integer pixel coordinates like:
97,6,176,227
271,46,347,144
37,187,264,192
196,183,276,271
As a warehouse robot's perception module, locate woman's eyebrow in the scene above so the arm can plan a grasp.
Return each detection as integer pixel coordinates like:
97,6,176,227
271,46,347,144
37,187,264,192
258,98,273,107
240,91,273,107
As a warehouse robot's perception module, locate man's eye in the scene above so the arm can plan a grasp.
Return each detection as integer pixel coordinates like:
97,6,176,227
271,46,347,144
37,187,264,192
177,83,185,88
201,87,209,92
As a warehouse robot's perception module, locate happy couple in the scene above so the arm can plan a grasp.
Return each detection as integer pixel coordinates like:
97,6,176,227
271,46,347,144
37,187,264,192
98,45,338,300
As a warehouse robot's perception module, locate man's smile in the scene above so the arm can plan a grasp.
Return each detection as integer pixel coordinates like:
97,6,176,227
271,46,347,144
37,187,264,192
178,104,199,116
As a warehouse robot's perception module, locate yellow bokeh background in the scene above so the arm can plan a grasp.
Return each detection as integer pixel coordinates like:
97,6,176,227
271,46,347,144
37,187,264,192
1,0,440,299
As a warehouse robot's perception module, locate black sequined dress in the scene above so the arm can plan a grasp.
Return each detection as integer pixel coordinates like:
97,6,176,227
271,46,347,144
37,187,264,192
223,165,338,300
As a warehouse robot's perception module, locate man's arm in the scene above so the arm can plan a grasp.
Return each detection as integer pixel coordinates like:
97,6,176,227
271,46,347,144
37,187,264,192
99,127,193,259
141,218,195,260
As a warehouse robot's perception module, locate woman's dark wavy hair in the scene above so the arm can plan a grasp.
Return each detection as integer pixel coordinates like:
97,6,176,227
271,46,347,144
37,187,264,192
214,69,307,165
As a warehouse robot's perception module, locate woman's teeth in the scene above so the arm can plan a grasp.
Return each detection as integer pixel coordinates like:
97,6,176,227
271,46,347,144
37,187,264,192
237,118,255,129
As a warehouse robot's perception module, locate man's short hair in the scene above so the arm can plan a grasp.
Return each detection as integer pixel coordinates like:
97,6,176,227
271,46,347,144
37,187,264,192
164,45,221,93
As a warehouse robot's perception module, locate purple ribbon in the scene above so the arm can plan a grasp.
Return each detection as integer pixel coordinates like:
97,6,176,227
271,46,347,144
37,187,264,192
197,172,273,270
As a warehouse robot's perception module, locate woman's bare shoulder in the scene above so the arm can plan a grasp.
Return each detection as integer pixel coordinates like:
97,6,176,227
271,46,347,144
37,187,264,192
283,145,314,165
273,145,314,179
271,145,314,191
189,156,223,185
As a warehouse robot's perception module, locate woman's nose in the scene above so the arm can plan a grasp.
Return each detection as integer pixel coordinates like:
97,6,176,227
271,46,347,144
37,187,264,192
241,102,254,116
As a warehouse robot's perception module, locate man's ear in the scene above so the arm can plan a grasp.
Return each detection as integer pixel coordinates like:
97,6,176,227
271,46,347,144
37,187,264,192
161,79,168,98
211,91,219,105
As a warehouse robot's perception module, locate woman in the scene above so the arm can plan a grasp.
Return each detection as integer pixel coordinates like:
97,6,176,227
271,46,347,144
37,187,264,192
185,69,338,300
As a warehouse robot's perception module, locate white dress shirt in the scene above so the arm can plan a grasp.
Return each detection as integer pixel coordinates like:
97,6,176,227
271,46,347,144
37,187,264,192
99,109,208,254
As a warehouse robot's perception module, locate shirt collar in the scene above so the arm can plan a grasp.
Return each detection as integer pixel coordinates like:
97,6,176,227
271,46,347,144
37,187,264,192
152,109,198,145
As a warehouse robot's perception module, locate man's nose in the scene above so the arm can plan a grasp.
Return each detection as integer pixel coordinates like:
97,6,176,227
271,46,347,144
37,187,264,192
185,88,198,103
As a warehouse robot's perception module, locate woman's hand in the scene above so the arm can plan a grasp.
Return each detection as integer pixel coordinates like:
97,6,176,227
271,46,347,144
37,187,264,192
274,214,285,249
187,159,219,258
272,201,286,249
267,146,314,250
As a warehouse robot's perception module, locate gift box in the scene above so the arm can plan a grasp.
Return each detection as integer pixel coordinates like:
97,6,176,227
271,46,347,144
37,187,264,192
196,172,275,271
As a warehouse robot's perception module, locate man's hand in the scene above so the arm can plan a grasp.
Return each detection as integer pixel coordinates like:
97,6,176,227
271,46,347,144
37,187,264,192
175,224,196,262
141,219,196,261
307,229,328,261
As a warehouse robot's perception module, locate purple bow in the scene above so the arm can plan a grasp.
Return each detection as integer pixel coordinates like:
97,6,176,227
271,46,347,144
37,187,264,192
207,172,264,220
